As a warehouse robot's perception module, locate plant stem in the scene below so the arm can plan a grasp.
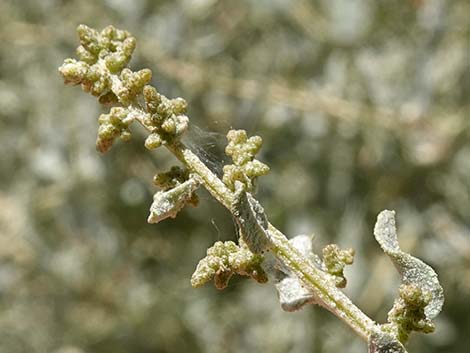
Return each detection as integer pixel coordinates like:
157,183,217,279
126,93,375,342
60,25,444,352
167,141,233,209
171,137,376,339
268,224,375,339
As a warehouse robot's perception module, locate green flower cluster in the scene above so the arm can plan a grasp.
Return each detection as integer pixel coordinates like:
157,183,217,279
60,25,445,353
191,240,268,289
59,25,141,100
373,210,444,349
59,25,190,154
322,244,355,288
222,130,270,191
96,107,133,153
142,85,189,151
388,284,435,342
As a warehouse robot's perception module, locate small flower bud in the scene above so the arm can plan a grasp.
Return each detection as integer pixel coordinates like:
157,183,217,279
243,160,270,178
108,107,128,125
322,244,355,288
76,45,97,64
144,133,163,150
171,97,188,115
161,117,176,134
97,123,119,140
157,100,172,119
118,69,152,104
174,115,189,136
143,85,161,114
105,53,128,73
121,37,136,57
119,129,132,142
58,59,89,85
76,24,101,55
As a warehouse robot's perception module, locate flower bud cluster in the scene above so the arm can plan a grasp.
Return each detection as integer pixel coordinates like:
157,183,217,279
116,68,152,105
191,240,268,289
75,24,135,68
59,25,139,102
322,244,355,288
387,284,435,342
60,26,445,351
373,210,444,348
96,107,135,153
59,25,190,154
222,130,270,191
142,86,189,150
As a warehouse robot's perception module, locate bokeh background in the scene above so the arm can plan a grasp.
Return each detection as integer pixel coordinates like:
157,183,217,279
0,0,469,352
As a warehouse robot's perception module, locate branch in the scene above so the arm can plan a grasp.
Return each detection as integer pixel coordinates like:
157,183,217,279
58,25,443,353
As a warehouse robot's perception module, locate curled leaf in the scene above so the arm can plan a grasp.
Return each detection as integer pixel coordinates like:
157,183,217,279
147,177,199,224
374,210,444,320
374,210,444,345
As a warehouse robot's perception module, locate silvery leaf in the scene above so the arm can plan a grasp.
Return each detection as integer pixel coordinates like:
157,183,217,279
368,330,408,353
374,210,444,320
147,178,199,224
232,182,272,253
273,235,322,312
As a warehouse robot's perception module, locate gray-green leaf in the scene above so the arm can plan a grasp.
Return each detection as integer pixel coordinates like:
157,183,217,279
374,210,444,320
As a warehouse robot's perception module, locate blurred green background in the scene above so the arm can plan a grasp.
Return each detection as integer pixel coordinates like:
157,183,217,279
0,0,469,352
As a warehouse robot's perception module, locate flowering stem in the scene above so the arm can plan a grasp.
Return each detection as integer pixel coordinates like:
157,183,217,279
146,115,376,338
167,141,234,209
126,98,376,338
267,224,375,339
59,25,443,352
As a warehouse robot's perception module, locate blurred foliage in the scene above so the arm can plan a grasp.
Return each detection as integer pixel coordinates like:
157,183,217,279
0,0,469,352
